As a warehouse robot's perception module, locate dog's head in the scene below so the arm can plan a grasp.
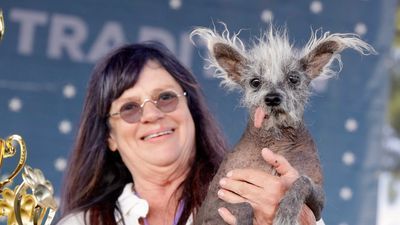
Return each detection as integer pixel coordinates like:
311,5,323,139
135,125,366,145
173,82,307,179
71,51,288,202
191,24,376,131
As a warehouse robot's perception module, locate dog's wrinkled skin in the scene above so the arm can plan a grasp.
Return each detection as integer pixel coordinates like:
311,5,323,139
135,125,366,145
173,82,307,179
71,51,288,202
191,25,376,225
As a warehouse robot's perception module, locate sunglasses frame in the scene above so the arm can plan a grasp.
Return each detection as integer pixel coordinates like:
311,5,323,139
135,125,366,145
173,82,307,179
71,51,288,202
108,90,187,123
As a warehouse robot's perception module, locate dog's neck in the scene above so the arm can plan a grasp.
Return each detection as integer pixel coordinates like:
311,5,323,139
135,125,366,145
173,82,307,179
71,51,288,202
242,118,309,152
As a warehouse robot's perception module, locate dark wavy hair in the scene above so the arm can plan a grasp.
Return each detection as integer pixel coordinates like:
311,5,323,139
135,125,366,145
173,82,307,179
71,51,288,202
60,42,228,225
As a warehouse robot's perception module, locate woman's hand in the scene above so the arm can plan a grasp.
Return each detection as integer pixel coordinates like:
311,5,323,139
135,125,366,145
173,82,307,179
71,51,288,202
217,148,315,225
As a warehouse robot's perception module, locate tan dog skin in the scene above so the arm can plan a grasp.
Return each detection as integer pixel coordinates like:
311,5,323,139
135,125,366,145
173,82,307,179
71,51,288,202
191,25,376,225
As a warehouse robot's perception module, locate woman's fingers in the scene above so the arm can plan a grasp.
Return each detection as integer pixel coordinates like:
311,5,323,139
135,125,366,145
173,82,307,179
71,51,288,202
217,187,247,204
224,148,299,188
219,170,282,202
225,168,275,188
217,148,303,225
218,172,284,215
218,207,237,225
218,185,276,225
221,147,300,199
261,148,296,176
261,148,299,186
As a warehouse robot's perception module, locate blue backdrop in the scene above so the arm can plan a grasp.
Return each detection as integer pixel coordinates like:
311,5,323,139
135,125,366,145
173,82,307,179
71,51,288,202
0,1,396,225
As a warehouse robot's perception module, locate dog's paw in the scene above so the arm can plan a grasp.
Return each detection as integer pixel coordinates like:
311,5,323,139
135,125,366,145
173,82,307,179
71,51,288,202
273,200,300,225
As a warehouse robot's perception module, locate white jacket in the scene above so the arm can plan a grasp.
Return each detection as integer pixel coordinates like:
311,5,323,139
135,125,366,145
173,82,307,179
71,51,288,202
57,183,193,225
57,183,324,225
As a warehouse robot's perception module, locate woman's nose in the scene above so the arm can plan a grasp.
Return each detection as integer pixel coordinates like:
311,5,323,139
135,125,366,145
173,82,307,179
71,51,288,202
140,101,164,123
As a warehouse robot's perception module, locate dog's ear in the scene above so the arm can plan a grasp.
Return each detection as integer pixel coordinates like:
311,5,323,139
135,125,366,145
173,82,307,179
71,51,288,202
213,42,246,83
300,33,376,79
300,40,340,79
191,26,247,88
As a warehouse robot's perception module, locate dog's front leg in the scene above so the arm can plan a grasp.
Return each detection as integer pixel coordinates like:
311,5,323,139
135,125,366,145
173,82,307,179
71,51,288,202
273,175,324,225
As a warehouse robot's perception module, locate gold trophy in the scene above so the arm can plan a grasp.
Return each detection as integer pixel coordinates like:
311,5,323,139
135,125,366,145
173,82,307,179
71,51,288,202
0,10,58,225
0,135,58,225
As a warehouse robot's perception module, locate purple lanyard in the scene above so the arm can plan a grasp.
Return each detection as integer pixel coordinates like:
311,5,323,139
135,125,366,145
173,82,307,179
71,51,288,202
172,200,185,225
136,192,185,225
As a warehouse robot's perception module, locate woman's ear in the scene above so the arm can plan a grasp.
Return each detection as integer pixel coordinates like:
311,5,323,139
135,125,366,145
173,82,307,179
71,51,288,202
108,133,118,152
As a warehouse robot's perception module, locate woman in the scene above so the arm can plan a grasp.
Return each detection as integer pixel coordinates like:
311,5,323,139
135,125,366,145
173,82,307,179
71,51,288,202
58,42,319,225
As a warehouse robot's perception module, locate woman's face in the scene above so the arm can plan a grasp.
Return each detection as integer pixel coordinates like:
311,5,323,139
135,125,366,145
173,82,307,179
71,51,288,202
107,61,195,175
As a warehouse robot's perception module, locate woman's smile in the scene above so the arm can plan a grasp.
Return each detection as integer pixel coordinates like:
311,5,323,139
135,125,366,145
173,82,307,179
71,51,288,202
141,127,175,141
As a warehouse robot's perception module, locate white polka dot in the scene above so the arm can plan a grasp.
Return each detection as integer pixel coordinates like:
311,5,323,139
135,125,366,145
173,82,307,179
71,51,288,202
340,187,353,200
261,9,274,23
0,13,4,36
169,0,182,10
345,118,358,132
54,157,67,171
310,1,323,14
354,22,367,36
63,84,76,99
342,151,356,166
58,120,72,134
8,97,22,112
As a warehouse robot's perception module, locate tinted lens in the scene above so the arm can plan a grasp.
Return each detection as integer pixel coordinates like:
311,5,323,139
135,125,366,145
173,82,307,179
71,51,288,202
119,102,141,123
156,91,179,113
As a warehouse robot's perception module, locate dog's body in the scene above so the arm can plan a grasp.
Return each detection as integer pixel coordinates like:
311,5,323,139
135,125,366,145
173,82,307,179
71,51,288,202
191,25,376,225
196,122,322,225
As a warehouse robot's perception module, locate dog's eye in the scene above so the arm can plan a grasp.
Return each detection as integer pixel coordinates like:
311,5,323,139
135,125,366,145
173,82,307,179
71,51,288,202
288,74,300,85
250,78,261,88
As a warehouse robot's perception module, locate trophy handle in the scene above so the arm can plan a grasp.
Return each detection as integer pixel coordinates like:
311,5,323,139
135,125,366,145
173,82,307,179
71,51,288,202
14,166,58,225
14,182,34,225
0,135,27,189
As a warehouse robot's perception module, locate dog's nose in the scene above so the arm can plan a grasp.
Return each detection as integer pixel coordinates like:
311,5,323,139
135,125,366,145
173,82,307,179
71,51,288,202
265,93,282,106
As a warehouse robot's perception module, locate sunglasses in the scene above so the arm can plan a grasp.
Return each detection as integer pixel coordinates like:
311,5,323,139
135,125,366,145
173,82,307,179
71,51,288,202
109,90,187,123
